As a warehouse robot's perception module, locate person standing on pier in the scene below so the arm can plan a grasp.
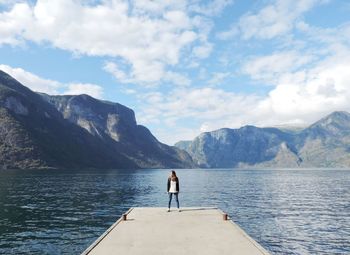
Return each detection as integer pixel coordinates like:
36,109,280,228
167,170,180,212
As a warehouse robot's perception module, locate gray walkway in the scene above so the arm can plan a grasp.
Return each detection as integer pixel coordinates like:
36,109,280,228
82,207,270,255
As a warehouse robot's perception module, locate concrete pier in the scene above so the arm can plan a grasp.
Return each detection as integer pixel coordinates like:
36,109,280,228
82,207,270,255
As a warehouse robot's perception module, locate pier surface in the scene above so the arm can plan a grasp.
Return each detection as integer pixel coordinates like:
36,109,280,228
82,207,270,255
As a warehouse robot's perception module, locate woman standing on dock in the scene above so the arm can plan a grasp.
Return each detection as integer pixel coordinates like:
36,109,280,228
167,170,180,212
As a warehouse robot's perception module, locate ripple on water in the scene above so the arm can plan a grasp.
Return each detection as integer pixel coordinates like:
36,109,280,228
0,169,349,255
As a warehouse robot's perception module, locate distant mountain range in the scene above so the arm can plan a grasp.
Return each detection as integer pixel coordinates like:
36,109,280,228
175,111,350,168
2,69,350,170
0,70,194,170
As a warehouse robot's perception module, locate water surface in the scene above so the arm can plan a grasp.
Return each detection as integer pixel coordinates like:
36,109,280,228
0,169,349,254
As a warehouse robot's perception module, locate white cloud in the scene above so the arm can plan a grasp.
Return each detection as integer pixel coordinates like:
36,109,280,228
0,3,32,45
192,42,213,59
103,62,132,84
261,62,350,117
132,0,187,16
2,0,349,146
216,26,238,40
122,89,137,95
0,0,217,85
164,71,191,86
0,64,104,98
64,83,103,99
104,61,191,87
242,51,314,84
199,123,211,133
296,20,350,47
207,72,230,86
137,46,350,144
219,0,328,40
136,87,262,144
263,53,350,117
0,0,21,6
153,126,201,145
190,0,233,17
0,64,62,94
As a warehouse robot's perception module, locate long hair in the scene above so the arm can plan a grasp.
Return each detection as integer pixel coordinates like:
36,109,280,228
170,170,177,181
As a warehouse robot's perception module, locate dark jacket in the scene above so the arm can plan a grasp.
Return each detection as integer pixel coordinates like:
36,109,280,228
167,177,179,193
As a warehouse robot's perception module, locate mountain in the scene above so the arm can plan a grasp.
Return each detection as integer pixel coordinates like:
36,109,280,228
295,111,350,167
40,93,193,168
0,70,194,169
175,111,350,168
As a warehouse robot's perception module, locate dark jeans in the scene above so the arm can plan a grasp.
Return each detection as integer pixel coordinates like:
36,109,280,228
168,192,179,209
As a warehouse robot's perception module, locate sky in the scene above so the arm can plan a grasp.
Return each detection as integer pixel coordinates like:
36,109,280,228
1,0,350,145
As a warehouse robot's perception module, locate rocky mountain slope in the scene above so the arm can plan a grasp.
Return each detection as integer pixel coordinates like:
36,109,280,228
40,93,193,168
0,70,194,169
175,111,350,168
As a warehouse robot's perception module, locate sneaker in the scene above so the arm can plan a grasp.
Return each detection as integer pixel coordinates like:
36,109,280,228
167,209,170,212
178,209,181,212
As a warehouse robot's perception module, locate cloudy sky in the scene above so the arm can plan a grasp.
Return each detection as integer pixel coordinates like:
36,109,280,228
1,0,350,145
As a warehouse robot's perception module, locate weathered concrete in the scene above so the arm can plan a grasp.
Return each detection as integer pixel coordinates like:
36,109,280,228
82,207,270,255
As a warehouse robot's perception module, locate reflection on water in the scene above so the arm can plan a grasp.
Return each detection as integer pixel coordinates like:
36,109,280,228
0,169,349,254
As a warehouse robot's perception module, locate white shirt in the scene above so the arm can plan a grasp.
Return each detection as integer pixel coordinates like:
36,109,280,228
169,180,177,193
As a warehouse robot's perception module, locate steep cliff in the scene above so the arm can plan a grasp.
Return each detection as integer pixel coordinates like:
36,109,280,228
41,94,194,168
0,70,194,169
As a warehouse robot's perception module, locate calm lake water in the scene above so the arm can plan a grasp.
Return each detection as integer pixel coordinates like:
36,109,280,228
0,169,349,254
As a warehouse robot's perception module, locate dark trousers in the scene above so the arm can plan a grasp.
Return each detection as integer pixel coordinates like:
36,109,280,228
168,192,179,209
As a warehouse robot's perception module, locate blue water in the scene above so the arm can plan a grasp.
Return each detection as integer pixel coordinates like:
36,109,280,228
0,169,349,254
